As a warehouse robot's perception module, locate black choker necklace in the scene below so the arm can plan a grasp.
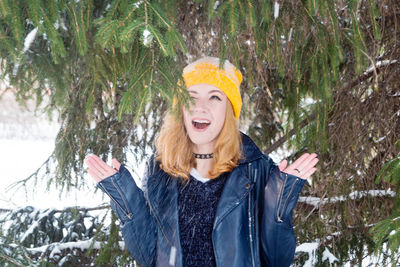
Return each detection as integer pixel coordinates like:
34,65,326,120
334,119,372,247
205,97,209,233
194,153,214,159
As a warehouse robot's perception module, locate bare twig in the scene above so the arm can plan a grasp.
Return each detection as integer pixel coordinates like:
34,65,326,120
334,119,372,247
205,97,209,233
0,204,110,214
6,153,54,192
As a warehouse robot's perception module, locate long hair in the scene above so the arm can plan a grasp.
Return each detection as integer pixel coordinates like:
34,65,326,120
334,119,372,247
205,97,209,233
155,102,242,179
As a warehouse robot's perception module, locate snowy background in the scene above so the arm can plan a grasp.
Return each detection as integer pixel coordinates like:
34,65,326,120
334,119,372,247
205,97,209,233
0,91,106,210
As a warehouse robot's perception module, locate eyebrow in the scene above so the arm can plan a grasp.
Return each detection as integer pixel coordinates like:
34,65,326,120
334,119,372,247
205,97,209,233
208,90,223,94
188,90,223,94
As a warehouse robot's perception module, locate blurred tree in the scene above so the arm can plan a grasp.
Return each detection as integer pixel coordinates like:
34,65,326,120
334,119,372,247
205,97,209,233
0,0,399,265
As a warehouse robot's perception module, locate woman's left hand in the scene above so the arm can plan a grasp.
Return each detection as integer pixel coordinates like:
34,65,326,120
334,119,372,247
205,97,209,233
279,153,318,180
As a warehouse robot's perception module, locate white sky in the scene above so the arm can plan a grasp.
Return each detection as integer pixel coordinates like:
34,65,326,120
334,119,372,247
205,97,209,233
0,92,107,210
0,138,109,210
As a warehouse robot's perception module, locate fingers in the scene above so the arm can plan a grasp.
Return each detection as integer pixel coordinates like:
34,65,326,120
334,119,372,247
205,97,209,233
287,153,311,172
307,157,319,169
291,153,318,172
86,156,102,172
90,154,111,173
296,153,318,172
302,167,317,180
88,167,102,183
85,154,118,182
283,153,319,180
279,160,288,172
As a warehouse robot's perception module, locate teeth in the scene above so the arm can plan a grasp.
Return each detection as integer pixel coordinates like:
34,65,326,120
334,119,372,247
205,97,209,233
193,120,210,124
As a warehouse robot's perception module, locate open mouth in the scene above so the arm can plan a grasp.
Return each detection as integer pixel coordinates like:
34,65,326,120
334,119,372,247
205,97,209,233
192,119,211,130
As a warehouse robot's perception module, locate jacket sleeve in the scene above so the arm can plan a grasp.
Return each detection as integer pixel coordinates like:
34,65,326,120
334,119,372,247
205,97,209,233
260,156,306,267
97,164,156,267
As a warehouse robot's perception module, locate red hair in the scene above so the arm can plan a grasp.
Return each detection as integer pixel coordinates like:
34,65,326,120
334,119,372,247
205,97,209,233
155,102,242,179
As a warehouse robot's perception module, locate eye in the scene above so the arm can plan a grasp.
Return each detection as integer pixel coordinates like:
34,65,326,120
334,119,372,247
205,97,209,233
210,95,222,101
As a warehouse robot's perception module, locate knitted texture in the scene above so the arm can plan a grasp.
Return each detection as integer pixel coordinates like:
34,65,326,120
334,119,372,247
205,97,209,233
182,57,243,119
177,173,229,267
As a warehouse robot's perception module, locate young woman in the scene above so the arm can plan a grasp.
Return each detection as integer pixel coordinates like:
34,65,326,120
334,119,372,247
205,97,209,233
86,57,318,267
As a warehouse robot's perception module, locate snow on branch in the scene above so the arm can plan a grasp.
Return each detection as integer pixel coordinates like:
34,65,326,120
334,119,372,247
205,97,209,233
273,2,279,20
363,60,398,75
20,208,53,243
0,204,110,214
23,27,38,53
295,242,338,266
26,238,125,258
298,189,396,208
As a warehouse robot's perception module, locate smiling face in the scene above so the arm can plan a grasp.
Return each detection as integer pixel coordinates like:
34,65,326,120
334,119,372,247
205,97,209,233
182,84,228,153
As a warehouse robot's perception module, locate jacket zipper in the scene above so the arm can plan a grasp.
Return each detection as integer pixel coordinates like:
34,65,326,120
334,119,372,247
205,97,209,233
111,178,133,219
276,172,287,222
277,173,298,222
98,181,132,219
247,163,255,267
146,188,177,266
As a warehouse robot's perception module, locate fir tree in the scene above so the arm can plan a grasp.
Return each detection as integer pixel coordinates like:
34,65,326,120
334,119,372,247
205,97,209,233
0,0,399,265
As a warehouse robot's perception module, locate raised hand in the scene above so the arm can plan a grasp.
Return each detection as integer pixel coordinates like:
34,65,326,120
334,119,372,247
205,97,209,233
279,153,318,180
86,154,121,183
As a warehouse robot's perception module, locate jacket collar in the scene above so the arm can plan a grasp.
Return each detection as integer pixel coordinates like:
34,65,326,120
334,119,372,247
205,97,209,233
146,158,254,262
145,133,262,239
239,132,264,164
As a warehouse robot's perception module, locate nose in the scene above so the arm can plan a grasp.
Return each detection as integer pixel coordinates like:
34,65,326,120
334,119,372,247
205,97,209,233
193,97,209,113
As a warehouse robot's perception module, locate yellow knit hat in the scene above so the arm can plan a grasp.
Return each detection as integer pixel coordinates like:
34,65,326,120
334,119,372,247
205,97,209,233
182,57,243,119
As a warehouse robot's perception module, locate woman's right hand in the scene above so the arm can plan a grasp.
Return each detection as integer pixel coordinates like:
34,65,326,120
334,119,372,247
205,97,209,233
86,154,121,183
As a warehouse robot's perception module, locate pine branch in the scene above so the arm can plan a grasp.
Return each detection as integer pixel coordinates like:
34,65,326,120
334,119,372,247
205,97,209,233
298,189,396,209
0,208,11,213
264,59,399,154
27,238,125,256
0,254,26,267
0,205,110,214
265,113,316,155
5,153,54,192
56,205,110,213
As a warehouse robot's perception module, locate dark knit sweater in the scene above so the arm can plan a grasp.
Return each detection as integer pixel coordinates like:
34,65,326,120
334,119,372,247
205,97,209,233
177,173,229,267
